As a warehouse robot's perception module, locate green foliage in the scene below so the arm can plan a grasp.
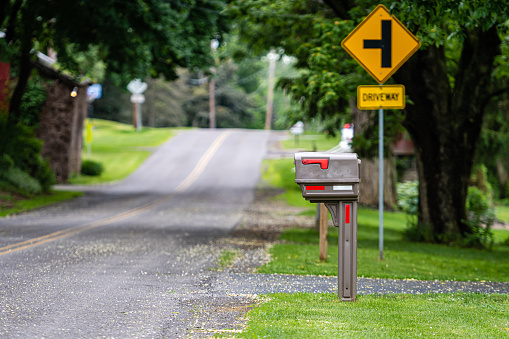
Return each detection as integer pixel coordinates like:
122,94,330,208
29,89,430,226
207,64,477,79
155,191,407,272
501,236,509,247
397,181,419,215
464,186,495,249
142,75,189,127
2,167,42,194
398,183,496,247
81,160,104,177
229,1,509,248
18,74,48,128
2,0,229,90
56,44,106,83
71,119,174,185
475,97,509,199
183,61,263,129
92,78,132,124
466,186,491,213
0,116,55,194
394,0,509,47
396,181,422,241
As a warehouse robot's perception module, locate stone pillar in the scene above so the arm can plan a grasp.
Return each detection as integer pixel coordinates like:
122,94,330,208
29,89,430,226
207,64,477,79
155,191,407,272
37,80,87,182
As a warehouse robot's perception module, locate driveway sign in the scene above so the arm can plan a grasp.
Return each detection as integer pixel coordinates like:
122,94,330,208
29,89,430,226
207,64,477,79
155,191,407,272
341,4,420,84
357,85,405,109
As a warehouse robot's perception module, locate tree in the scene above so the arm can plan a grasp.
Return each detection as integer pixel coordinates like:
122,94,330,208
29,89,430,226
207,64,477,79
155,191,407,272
183,60,262,129
1,0,228,121
229,0,509,245
0,0,227,186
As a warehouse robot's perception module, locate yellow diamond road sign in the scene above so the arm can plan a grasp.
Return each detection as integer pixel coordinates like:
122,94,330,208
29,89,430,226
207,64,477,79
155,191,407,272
341,4,420,84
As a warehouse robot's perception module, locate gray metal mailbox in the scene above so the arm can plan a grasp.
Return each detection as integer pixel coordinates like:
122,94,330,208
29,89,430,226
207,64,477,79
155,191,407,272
294,152,361,302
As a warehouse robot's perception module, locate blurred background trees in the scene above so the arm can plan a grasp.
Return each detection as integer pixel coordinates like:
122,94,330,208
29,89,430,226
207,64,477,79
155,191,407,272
228,0,509,246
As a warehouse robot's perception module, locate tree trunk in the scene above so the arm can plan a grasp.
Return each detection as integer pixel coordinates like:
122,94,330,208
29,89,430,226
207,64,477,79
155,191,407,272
352,101,397,208
8,46,32,123
394,27,500,243
358,156,397,208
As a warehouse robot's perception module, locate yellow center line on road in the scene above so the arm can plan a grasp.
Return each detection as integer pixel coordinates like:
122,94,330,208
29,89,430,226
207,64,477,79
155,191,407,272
0,131,232,257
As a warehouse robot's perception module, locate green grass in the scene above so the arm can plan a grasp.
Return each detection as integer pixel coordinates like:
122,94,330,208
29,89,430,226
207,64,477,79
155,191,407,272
260,158,314,208
70,119,175,185
281,132,342,152
237,293,509,338
259,158,509,281
495,205,509,223
0,190,83,217
258,210,509,281
213,250,240,270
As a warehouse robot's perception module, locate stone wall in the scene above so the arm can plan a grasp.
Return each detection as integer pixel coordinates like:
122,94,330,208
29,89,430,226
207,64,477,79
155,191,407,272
37,80,87,182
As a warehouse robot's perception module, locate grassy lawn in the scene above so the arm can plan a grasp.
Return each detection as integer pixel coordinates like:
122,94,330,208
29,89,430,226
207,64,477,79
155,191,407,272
1,119,175,216
70,119,176,185
258,216,509,281
281,132,342,152
495,204,509,223
261,158,315,208
238,158,509,338
0,190,83,217
238,293,509,338
258,158,509,281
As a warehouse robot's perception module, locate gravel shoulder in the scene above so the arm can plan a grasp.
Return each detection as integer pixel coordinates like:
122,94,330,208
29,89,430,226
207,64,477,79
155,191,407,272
194,185,509,337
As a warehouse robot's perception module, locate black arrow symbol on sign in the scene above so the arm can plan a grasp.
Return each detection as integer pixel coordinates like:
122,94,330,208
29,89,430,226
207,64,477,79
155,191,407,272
363,20,392,68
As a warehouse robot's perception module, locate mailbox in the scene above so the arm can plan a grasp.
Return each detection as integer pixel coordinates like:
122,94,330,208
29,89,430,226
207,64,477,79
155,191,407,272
294,152,361,203
294,152,361,302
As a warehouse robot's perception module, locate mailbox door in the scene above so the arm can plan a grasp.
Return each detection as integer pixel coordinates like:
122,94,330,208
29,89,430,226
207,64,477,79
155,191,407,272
301,183,359,201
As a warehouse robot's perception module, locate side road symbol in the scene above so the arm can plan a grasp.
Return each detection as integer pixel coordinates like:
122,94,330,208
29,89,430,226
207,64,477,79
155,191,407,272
363,20,391,68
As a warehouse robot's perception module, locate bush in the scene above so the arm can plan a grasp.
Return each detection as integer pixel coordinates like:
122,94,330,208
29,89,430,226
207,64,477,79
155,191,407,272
0,116,55,193
81,160,104,176
2,167,42,194
397,181,423,241
397,181,419,214
463,186,494,249
398,182,495,248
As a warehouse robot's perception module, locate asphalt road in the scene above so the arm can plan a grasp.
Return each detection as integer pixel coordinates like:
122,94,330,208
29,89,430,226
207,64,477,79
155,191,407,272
0,129,269,338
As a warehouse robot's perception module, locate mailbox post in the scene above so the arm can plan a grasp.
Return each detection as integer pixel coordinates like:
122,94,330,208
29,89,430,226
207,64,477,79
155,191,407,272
294,152,361,301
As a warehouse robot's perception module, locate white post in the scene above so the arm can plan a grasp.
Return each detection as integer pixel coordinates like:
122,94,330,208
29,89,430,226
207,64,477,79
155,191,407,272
265,50,277,130
136,102,142,132
209,39,219,129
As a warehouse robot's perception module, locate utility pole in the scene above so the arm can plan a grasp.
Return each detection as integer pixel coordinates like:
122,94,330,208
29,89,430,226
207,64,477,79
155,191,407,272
209,75,215,129
209,39,219,129
265,49,278,130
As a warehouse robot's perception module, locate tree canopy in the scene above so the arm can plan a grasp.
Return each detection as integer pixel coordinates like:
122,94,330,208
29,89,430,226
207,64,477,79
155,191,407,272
229,0,509,246
1,0,228,118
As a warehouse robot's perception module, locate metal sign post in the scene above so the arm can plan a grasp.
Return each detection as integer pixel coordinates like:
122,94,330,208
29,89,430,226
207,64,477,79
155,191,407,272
127,79,147,131
379,104,384,260
341,4,420,261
